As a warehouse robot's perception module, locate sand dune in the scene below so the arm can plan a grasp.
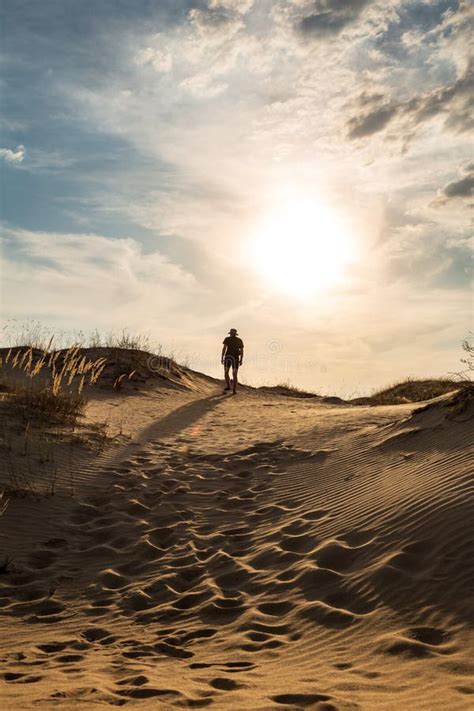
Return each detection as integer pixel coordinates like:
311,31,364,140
0,375,473,709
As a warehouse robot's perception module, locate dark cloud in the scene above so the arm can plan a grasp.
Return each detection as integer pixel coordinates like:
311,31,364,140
190,4,240,30
356,91,386,107
347,59,474,140
442,172,474,199
408,59,474,131
347,104,398,139
298,0,372,37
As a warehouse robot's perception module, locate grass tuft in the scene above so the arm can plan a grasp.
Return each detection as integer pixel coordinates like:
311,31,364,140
352,378,468,406
258,381,319,398
0,554,13,574
1,346,107,425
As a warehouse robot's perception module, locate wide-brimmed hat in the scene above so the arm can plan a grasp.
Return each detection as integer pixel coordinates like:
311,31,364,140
229,328,238,334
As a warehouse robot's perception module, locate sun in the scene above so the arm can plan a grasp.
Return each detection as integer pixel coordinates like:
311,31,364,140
251,195,355,298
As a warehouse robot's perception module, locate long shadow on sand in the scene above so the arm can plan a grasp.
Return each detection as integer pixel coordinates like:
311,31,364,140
105,393,224,469
136,393,223,443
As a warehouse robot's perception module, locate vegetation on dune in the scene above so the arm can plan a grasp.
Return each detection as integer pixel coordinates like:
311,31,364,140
0,323,183,498
351,378,464,406
0,323,471,502
259,378,468,405
357,337,473,406
0,345,107,425
1,321,472,411
259,381,319,398
460,335,474,381
2,319,156,353
1,320,185,389
0,343,108,498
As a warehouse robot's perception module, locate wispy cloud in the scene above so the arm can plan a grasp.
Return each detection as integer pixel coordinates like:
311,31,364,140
2,226,204,336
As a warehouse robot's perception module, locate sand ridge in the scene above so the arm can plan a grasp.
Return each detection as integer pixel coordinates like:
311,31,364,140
0,385,473,709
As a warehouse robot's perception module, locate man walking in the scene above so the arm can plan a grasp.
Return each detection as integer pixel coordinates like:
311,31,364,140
221,328,244,395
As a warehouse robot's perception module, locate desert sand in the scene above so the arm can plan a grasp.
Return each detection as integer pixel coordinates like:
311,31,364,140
0,367,473,710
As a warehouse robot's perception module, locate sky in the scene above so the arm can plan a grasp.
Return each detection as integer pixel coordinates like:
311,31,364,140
0,0,472,396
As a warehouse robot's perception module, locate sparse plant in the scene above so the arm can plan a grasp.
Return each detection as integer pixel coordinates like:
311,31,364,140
3,456,38,498
460,334,474,380
0,345,107,425
1,321,164,355
352,378,468,406
258,380,318,398
86,328,153,351
113,370,137,390
0,342,109,498
2,319,60,350
0,323,178,500
0,554,13,574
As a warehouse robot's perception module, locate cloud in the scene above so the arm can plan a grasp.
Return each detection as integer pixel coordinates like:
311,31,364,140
207,0,254,12
298,0,373,37
442,168,474,199
1,0,472,394
408,57,473,132
1,227,203,335
135,45,173,72
0,144,25,163
347,103,397,138
347,58,474,140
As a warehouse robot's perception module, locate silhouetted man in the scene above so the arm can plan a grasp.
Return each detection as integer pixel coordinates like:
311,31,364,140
221,328,244,395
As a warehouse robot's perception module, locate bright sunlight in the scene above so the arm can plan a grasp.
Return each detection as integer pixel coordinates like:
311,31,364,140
252,195,355,298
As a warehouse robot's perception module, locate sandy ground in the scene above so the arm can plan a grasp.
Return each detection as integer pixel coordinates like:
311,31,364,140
0,377,473,710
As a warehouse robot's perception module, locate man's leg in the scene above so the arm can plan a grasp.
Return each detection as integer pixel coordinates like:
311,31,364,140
224,363,231,390
231,364,239,394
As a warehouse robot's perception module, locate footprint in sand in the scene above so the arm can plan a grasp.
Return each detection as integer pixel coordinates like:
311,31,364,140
81,626,114,642
189,661,256,672
378,626,453,659
210,676,244,690
27,549,58,570
3,672,43,684
301,509,329,522
99,569,127,590
271,692,332,706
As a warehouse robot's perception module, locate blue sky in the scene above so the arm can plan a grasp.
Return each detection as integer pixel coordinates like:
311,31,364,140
1,0,472,395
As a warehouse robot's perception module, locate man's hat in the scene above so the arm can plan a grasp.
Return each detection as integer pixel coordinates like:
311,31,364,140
229,328,238,335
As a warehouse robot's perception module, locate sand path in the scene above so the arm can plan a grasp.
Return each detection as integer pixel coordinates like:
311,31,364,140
0,386,473,709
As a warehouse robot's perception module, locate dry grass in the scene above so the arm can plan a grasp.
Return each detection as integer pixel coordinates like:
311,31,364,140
0,338,180,499
0,554,13,574
0,345,107,425
259,381,319,398
0,328,182,500
3,320,157,353
87,329,155,352
351,378,468,406
1,321,194,388
0,344,108,498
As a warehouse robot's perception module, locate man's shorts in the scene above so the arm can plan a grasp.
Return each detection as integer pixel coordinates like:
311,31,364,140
224,355,239,369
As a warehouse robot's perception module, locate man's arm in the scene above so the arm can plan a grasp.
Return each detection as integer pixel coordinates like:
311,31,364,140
239,343,244,365
221,343,227,364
